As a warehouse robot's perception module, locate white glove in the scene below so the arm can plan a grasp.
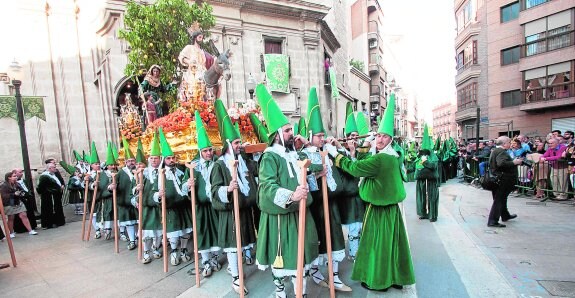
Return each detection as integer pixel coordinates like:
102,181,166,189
324,143,339,158
131,196,139,208
364,132,376,143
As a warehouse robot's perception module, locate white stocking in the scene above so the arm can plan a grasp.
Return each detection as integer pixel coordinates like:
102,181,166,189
227,252,239,277
126,225,136,241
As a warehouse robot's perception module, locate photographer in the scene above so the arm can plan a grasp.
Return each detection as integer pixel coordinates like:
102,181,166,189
0,172,38,238
487,136,523,228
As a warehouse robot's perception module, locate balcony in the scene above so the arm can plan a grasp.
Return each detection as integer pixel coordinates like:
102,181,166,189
368,63,379,75
455,104,478,122
455,60,481,86
367,0,377,13
521,30,574,58
520,0,550,11
370,85,381,96
520,81,575,111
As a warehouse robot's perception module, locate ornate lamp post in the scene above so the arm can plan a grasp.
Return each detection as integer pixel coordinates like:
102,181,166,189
247,73,256,100
7,59,35,205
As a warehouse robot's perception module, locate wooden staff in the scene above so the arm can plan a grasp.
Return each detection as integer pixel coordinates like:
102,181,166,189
0,194,17,267
159,168,168,273
112,173,119,253
320,151,335,297
81,174,90,241
229,160,245,298
86,171,100,241
296,159,311,298
134,169,144,260
184,162,200,288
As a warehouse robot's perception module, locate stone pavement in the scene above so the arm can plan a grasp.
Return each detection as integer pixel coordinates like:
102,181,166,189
0,180,573,297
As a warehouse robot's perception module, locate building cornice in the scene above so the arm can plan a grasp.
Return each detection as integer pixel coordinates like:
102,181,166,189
350,67,370,83
210,0,329,21
320,20,341,52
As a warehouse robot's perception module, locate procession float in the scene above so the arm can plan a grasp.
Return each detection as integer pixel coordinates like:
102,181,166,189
117,5,263,161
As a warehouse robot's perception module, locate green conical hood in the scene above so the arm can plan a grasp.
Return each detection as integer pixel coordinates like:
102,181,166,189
158,127,174,157
82,150,87,162
306,87,325,136
111,142,119,161
73,150,82,162
248,113,269,144
297,117,307,138
344,102,358,136
149,132,161,157
105,142,117,165
378,93,395,136
214,99,241,144
355,112,370,135
122,137,135,160
195,110,212,150
434,135,442,151
90,141,100,164
137,138,144,154
255,84,290,139
59,160,77,176
420,124,432,150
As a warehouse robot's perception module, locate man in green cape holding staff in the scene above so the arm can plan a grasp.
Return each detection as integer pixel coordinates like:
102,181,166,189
140,132,164,264
186,110,221,277
415,124,440,222
210,99,258,295
325,93,415,291
300,87,351,292
255,84,318,298
115,138,140,250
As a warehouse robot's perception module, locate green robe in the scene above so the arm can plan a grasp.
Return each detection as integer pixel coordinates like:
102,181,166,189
95,171,114,224
116,167,138,226
256,146,319,275
334,151,416,289
210,156,258,250
336,151,365,225
141,167,162,237
415,160,439,220
161,166,193,238
188,160,219,252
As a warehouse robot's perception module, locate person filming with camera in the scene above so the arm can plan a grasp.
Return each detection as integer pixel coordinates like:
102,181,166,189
487,136,523,228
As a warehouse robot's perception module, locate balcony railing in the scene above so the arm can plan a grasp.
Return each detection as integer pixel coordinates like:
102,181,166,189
521,30,574,58
456,59,478,75
522,81,574,103
457,100,477,110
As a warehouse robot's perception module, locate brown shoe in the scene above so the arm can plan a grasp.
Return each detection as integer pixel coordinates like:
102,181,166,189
0,263,10,270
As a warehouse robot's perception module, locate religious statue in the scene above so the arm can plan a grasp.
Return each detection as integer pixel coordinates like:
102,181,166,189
138,64,176,119
178,22,232,102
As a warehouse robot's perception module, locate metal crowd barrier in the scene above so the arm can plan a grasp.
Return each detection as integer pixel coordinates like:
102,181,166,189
514,159,574,201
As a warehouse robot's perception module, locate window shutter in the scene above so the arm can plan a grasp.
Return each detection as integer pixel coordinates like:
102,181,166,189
472,40,478,64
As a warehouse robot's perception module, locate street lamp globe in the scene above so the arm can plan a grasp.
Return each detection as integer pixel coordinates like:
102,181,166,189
247,73,256,99
8,59,24,83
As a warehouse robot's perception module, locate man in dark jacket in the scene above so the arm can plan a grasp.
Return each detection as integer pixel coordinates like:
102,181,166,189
487,136,523,227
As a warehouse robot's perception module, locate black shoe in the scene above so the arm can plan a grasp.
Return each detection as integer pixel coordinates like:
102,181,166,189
502,214,517,222
487,223,506,228
430,218,437,222
419,216,428,220
391,285,403,290
361,282,388,292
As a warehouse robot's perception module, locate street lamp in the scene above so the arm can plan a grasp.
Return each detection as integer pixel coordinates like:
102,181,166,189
7,59,35,206
247,73,256,100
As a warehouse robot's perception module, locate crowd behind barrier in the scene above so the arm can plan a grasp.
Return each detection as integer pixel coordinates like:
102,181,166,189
461,155,574,201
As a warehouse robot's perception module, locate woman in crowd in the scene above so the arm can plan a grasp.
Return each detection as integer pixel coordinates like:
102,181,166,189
0,172,38,237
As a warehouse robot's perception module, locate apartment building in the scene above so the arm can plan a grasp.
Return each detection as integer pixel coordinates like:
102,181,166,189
454,0,489,141
487,0,575,137
454,0,575,140
433,102,458,140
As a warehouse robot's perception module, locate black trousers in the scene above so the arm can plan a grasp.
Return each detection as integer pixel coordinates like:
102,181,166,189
41,193,65,228
488,177,516,224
